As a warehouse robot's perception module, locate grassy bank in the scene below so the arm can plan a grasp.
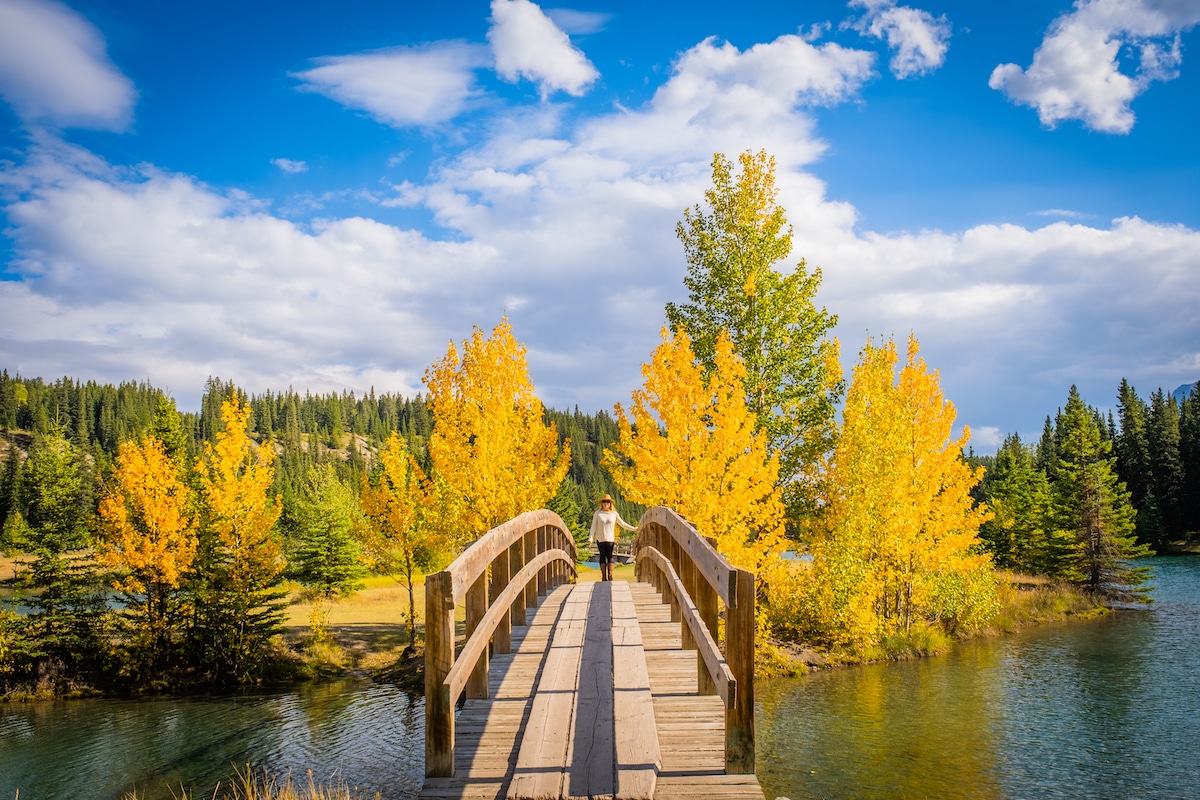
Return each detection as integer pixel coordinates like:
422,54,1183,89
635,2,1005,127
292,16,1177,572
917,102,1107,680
279,562,616,687
758,571,1106,677
121,766,382,800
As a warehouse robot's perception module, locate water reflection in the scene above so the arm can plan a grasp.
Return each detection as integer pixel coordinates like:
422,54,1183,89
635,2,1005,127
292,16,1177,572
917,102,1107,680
759,557,1200,800
5,559,1199,800
0,679,425,800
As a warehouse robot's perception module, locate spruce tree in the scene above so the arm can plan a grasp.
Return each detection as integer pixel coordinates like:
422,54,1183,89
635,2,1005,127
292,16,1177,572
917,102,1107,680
979,434,1067,575
1147,388,1185,542
9,430,106,683
1053,387,1151,600
1115,379,1162,546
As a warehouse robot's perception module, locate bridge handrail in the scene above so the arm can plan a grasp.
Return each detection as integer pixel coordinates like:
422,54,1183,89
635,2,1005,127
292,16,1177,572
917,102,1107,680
636,545,736,709
442,548,572,704
425,509,576,778
636,506,738,606
443,508,577,603
633,505,756,775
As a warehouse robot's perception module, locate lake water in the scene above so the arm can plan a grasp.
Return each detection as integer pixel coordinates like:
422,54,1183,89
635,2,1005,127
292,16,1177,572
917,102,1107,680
758,556,1200,800
3,556,1198,800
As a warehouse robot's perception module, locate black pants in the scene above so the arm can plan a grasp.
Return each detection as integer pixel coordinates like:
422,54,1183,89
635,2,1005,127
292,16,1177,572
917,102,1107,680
597,541,615,565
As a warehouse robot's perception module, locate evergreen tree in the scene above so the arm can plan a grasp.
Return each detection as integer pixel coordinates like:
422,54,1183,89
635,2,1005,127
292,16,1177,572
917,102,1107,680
291,464,367,599
979,434,1070,576
4,430,106,683
546,477,588,557
1114,380,1162,546
1180,386,1200,539
1147,388,1185,542
1053,387,1151,600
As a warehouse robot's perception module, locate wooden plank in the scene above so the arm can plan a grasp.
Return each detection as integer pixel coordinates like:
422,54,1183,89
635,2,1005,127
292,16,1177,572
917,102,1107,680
611,581,660,800
508,584,592,800
565,582,615,800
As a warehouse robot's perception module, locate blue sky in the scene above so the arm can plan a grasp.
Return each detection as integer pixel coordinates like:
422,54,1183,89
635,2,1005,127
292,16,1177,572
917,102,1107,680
1,0,1198,451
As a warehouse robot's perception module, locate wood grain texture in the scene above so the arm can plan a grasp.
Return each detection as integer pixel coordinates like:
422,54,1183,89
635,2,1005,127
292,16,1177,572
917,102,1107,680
418,578,763,800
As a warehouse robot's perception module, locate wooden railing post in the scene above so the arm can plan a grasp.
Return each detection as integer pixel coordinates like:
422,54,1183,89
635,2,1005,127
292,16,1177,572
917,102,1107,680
696,536,719,696
510,539,527,626
523,530,537,611
680,549,696,653
424,571,456,777
725,567,755,774
536,526,548,596
492,548,512,654
465,570,489,699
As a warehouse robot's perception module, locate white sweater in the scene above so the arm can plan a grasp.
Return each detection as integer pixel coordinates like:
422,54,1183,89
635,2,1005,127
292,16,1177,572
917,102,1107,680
589,509,636,544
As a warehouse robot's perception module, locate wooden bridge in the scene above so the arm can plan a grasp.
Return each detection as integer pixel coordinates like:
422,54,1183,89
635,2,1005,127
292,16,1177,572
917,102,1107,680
419,507,764,800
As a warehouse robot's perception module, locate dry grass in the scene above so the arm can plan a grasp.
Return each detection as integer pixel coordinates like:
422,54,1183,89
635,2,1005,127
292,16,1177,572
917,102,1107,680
991,576,1104,632
121,765,381,800
1,553,29,582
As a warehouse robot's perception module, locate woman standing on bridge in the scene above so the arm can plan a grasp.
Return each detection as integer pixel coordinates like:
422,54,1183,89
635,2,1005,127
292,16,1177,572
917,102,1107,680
589,494,636,581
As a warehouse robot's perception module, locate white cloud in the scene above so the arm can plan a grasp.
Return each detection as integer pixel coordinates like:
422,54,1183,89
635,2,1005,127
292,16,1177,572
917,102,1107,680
970,426,1003,450
271,158,308,174
989,0,1200,133
294,41,489,128
0,0,136,130
847,0,952,78
545,7,612,35
1,20,1198,449
488,0,599,97
1033,208,1092,219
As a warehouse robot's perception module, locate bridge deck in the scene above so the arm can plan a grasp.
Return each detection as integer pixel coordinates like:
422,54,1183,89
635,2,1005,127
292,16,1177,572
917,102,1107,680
418,580,765,800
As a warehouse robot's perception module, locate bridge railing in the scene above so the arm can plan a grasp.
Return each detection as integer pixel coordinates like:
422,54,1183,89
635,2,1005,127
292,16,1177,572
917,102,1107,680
634,506,756,774
424,509,577,778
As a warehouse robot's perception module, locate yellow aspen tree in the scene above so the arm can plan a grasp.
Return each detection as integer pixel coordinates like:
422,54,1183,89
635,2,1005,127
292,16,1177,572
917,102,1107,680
195,397,284,681
98,435,198,673
425,318,570,545
668,150,842,524
360,432,440,653
604,327,785,573
812,334,995,647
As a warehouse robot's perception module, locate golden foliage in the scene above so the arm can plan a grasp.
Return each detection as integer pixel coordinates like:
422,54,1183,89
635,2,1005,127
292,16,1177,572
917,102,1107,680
359,432,439,646
425,318,570,544
197,397,283,585
98,435,197,595
804,334,996,647
604,328,784,572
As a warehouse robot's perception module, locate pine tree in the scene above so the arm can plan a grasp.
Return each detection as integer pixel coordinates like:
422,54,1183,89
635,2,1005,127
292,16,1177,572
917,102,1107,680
1053,387,1151,600
5,430,105,682
291,464,367,600
979,434,1071,576
666,149,842,524
1147,388,1185,542
1114,380,1162,546
1180,386,1200,540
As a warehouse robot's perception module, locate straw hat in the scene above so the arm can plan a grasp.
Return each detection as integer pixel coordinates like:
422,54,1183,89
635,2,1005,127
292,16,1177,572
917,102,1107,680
601,494,614,504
